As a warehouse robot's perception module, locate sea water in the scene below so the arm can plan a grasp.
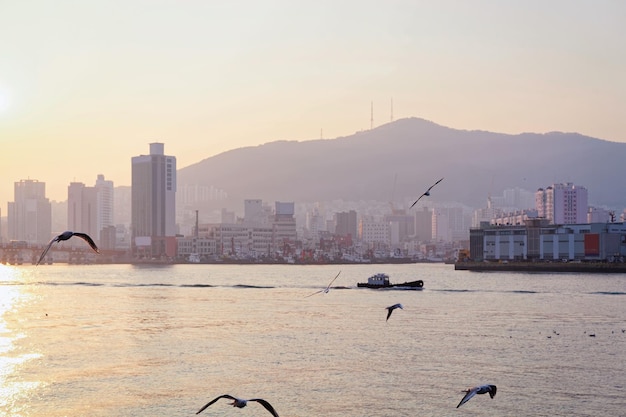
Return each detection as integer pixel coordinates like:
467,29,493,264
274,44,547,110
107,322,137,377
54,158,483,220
1,263,625,416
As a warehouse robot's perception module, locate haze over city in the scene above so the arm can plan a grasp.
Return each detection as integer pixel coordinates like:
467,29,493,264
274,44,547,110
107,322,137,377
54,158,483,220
1,0,625,209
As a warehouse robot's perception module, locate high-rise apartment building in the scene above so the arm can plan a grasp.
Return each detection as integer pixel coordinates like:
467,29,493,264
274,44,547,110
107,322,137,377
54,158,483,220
359,215,390,246
305,205,326,242
95,174,114,241
334,210,357,239
68,181,97,240
131,143,177,257
414,207,433,242
244,199,271,226
384,211,415,244
67,175,115,248
535,183,588,224
7,179,52,244
273,201,297,249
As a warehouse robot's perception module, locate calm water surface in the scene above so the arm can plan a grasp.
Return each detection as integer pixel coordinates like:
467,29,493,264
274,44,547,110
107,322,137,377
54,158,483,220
1,263,625,416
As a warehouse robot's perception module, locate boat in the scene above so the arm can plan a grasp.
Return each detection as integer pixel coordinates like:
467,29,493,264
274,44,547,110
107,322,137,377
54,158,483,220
357,273,424,290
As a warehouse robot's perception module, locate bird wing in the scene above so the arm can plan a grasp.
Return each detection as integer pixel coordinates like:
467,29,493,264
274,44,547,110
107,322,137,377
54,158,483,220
409,194,426,208
72,232,100,253
456,388,478,408
196,394,236,414
304,289,323,298
427,177,444,192
36,237,59,266
250,399,280,417
325,271,342,290
488,385,497,398
386,304,402,321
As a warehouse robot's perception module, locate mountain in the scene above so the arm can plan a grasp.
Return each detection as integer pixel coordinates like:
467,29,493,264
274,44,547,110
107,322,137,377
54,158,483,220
177,117,626,210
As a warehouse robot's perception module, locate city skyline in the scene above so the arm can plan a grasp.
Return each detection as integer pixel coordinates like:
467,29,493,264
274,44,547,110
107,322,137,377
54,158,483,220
1,1,625,208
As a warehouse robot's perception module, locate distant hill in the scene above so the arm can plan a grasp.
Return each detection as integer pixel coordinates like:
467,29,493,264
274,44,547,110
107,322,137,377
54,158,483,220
177,117,626,210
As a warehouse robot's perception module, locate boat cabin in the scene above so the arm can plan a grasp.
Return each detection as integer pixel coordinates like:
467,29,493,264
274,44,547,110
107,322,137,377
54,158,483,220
367,273,390,286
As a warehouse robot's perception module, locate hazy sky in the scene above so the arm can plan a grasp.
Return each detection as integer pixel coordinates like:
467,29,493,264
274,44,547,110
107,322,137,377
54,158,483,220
1,0,625,208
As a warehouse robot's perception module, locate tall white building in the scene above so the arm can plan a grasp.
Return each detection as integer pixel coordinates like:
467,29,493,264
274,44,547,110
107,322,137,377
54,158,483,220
7,179,52,244
535,183,588,224
472,197,502,228
244,199,271,226
67,181,97,240
67,175,114,247
305,204,326,242
359,216,390,246
273,201,297,249
131,143,177,257
95,174,114,240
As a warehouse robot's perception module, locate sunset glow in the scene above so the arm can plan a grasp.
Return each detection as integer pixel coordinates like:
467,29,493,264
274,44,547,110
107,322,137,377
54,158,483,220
0,1,625,207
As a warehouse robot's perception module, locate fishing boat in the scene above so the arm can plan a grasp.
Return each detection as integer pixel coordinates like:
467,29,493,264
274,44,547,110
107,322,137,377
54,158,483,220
357,273,424,290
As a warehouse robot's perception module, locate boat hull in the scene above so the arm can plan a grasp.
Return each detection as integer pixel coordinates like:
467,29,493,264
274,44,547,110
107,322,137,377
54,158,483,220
357,280,424,290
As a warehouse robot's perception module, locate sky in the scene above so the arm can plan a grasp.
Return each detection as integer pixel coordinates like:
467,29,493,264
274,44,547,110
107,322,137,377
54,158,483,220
1,0,625,209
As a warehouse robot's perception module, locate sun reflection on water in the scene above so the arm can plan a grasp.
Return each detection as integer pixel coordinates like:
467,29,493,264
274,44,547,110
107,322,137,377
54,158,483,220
0,265,42,416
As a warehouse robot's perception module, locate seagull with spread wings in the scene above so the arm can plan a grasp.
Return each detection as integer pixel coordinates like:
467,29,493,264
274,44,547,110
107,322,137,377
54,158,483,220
196,394,279,416
410,177,444,208
305,271,342,297
37,231,100,266
385,303,403,321
456,384,497,408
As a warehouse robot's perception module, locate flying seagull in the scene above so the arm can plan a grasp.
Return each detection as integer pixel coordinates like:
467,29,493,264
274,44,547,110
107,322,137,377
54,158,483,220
410,177,444,208
305,271,341,297
196,394,279,416
456,384,497,408
37,231,100,266
385,303,403,321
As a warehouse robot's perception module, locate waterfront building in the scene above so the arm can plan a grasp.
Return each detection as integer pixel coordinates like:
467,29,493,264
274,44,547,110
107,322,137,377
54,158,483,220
176,200,295,260
176,233,218,260
273,201,297,252
131,143,177,258
469,219,626,262
7,179,52,244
